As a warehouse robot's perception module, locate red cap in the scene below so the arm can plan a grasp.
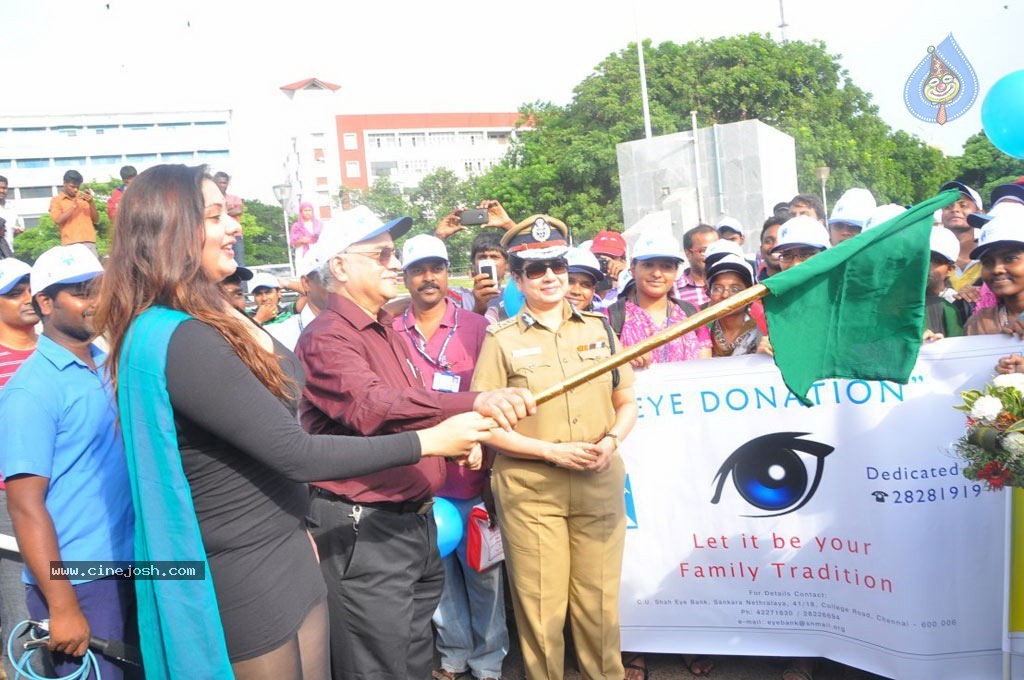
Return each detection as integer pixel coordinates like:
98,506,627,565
590,230,626,257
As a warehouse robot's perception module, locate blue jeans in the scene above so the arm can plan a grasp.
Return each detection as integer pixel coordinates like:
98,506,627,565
432,496,508,679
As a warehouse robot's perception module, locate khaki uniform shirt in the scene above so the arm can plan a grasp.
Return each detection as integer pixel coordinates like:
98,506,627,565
471,301,634,444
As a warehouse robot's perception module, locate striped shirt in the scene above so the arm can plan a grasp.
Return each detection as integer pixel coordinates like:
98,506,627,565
0,343,34,390
0,342,36,490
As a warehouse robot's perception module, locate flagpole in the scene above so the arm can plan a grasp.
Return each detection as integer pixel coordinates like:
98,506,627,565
533,284,768,405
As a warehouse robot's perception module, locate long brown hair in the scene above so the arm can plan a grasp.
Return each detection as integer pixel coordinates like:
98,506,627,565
95,164,293,400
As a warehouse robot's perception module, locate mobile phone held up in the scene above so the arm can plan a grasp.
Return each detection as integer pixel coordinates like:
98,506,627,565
459,208,489,226
477,259,497,282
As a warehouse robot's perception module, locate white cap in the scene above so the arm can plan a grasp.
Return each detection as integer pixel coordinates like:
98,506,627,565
829,188,876,228
929,227,960,264
704,238,744,259
296,241,326,276
863,204,907,232
967,198,1024,230
771,216,830,253
249,272,281,292
565,246,604,282
0,258,31,295
316,206,413,260
401,234,449,270
30,244,103,296
632,231,684,261
706,253,755,288
715,216,743,234
970,208,1024,260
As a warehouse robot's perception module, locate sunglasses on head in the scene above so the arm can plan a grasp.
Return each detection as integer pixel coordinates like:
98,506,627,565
522,259,569,280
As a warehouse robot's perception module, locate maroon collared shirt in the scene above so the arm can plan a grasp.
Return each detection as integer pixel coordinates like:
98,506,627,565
296,295,477,503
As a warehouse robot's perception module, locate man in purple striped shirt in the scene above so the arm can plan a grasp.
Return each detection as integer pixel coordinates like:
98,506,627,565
673,224,719,309
0,259,37,678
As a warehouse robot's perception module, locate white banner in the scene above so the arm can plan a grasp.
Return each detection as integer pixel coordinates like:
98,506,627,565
619,335,1019,680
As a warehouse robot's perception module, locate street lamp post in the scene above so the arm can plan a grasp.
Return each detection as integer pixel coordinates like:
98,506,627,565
272,182,294,276
815,166,830,218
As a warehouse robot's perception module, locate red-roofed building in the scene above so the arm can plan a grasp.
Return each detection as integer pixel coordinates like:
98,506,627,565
336,112,528,192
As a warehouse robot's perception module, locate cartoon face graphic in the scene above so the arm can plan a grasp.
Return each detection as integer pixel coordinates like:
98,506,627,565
710,432,834,517
924,72,960,104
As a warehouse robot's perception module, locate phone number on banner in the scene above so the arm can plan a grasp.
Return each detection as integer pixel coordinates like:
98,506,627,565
881,485,983,504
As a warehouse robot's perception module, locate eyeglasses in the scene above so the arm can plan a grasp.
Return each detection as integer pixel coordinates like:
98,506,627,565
710,284,745,296
777,248,821,263
522,260,569,280
345,246,400,266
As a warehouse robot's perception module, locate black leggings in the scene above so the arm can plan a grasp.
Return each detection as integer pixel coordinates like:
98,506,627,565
231,599,329,680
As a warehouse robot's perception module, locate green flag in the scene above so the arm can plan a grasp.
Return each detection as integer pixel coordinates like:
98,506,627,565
763,190,958,406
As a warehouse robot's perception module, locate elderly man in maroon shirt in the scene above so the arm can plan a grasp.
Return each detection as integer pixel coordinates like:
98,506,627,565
295,206,534,680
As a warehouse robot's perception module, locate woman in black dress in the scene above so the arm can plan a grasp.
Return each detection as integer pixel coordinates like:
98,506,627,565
96,164,491,680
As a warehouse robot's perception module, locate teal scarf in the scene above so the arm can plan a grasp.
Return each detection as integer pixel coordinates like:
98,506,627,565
118,307,233,679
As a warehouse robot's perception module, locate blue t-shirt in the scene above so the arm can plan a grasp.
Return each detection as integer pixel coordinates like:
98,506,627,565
0,335,133,585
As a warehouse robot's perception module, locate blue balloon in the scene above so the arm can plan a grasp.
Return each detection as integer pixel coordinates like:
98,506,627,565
502,280,524,317
433,497,463,558
982,70,1024,159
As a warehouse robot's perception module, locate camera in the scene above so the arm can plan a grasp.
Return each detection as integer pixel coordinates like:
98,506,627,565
597,256,611,274
459,208,489,226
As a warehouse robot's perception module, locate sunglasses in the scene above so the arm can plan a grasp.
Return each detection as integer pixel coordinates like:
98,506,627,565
522,259,569,280
345,246,400,266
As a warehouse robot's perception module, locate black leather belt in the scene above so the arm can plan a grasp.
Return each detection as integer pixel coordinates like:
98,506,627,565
312,486,435,515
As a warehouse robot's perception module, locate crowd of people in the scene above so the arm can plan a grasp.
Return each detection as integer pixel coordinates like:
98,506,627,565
0,163,1022,680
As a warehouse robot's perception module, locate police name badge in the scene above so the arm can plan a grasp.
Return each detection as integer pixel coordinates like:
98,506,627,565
432,371,461,393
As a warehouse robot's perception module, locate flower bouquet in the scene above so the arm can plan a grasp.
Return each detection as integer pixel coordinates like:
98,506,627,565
955,373,1024,490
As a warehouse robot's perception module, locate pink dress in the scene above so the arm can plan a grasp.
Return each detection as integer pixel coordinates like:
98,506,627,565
618,299,711,363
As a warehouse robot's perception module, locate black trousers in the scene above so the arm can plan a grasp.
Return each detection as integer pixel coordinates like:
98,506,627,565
309,493,444,680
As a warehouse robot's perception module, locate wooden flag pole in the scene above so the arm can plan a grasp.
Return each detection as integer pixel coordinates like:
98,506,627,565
533,284,769,406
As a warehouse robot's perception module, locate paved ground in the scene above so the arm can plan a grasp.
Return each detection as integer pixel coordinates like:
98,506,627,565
436,610,890,680
493,646,888,680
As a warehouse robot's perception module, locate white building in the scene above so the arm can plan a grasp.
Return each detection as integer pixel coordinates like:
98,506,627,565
336,112,525,192
278,78,343,221
0,110,232,226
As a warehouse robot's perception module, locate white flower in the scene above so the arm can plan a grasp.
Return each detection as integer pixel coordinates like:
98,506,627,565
1005,432,1024,458
971,395,1004,421
994,373,1024,391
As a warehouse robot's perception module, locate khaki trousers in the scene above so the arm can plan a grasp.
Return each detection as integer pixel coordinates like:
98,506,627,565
492,454,626,680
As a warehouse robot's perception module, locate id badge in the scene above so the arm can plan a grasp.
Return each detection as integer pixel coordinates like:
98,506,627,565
432,371,461,393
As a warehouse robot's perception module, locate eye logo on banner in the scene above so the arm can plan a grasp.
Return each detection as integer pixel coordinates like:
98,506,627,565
624,474,638,529
710,432,834,517
903,34,978,125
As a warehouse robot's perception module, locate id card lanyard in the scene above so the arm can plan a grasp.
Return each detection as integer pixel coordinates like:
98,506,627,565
402,305,459,374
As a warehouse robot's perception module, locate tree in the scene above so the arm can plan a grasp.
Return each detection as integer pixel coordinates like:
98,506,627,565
953,131,1024,202
472,34,956,237
241,199,290,266
360,176,411,223
356,170,481,272
13,175,119,262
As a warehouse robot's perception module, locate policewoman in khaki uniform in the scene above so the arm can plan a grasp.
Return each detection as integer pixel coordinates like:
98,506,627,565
471,216,637,680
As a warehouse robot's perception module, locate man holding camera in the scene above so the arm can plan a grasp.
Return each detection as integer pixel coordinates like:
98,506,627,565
436,200,516,317
48,170,98,256
590,230,628,310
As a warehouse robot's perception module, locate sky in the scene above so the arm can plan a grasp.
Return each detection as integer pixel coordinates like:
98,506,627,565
4,0,1022,200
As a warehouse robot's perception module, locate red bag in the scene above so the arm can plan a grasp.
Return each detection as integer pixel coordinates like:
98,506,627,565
466,502,504,572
